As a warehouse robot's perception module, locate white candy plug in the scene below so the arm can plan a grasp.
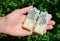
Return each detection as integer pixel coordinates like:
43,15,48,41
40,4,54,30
34,11,52,35
23,7,40,30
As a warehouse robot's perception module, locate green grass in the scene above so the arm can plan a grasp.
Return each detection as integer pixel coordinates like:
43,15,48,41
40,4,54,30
0,0,60,41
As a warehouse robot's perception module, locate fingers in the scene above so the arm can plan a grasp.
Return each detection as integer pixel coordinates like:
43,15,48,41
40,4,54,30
48,20,55,25
46,20,55,30
46,25,53,30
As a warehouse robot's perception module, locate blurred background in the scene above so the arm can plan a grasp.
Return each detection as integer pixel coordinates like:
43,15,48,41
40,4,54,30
0,0,60,41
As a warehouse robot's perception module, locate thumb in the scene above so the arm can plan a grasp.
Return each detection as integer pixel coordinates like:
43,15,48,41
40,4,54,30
19,6,33,15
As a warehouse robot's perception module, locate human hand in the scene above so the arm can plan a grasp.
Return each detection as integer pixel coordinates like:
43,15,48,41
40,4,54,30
2,6,55,36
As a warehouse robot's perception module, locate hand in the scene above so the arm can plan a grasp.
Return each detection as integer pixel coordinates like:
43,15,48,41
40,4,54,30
2,6,55,36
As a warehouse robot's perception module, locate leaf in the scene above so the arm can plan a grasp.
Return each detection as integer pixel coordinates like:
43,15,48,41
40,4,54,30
54,0,59,5
56,11,60,18
56,34,60,39
27,35,32,41
57,24,60,28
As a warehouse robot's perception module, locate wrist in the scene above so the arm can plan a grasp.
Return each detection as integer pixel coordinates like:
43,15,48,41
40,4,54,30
0,17,6,33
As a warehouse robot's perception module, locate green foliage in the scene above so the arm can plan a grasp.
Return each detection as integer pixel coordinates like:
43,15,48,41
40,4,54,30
56,11,60,18
0,0,60,41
